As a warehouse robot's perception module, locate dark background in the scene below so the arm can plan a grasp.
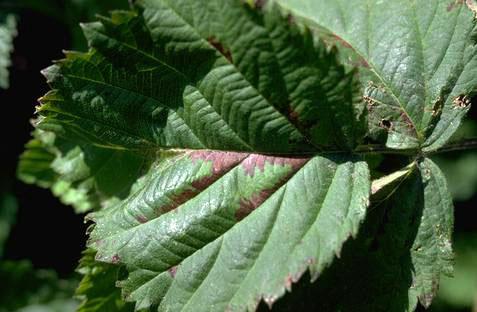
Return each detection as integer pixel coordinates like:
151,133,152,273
1,8,86,275
0,2,476,311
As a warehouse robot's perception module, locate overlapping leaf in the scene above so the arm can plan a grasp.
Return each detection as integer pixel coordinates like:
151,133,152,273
274,0,477,151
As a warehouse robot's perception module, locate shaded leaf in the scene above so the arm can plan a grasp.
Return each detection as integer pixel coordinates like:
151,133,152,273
76,249,134,312
0,260,78,312
267,158,453,311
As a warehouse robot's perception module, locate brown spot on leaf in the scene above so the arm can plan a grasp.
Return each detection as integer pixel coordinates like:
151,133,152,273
400,112,414,130
208,36,233,63
160,189,201,214
255,0,267,9
111,254,120,264
453,95,471,109
379,119,393,131
136,215,148,224
447,0,464,11
333,34,352,49
190,151,249,179
287,106,300,124
287,14,295,25
241,154,308,177
168,266,178,278
284,274,293,291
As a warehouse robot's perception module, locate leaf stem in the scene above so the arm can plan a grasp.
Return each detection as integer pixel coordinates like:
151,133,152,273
355,138,477,157
429,137,477,155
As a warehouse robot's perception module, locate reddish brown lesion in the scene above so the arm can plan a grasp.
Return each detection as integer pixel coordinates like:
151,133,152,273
160,151,249,214
168,266,178,278
331,34,369,68
111,254,121,264
241,154,308,177
236,155,309,220
207,36,233,63
159,152,309,220
447,0,465,12
136,215,148,224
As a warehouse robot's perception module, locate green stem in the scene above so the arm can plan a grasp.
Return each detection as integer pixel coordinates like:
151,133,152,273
355,138,477,157
429,137,477,155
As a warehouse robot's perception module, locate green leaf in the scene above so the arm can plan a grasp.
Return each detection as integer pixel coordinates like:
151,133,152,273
413,158,454,307
88,153,370,311
37,1,366,153
268,158,453,311
29,3,373,307
273,0,477,151
76,250,134,312
22,0,468,310
0,13,17,89
18,130,148,213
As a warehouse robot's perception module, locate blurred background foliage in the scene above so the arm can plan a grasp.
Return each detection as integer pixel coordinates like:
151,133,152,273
0,0,476,311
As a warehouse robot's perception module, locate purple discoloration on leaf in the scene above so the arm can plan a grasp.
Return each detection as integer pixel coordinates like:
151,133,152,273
236,156,309,220
136,215,148,224
448,0,464,12
207,36,233,63
241,154,308,177
190,151,248,179
160,151,248,213
111,254,121,264
168,266,178,278
285,274,293,291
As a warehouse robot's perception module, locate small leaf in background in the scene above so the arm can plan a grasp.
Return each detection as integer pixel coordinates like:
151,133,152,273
433,120,477,201
75,249,134,312
0,13,17,89
0,260,78,312
432,234,477,311
0,192,17,258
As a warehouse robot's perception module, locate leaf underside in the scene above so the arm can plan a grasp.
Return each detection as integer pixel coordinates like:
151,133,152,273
17,0,476,311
